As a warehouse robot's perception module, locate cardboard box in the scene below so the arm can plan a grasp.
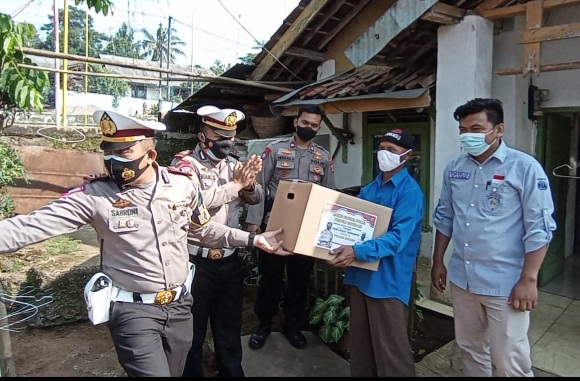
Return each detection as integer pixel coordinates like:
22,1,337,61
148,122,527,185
266,180,393,271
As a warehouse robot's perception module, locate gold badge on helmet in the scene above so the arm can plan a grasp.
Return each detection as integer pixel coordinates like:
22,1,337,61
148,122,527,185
100,113,117,136
225,112,237,127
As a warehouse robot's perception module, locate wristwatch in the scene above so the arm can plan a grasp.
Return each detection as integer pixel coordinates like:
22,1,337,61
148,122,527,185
248,232,256,248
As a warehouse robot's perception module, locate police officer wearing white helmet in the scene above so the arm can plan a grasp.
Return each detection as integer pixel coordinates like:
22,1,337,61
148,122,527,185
0,110,290,377
172,105,262,377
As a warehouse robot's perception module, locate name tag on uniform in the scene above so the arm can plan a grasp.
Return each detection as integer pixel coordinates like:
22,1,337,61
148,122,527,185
109,207,141,232
449,171,470,180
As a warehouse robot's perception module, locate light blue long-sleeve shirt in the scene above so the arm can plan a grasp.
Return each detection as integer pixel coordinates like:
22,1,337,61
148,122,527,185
344,167,424,306
433,141,556,297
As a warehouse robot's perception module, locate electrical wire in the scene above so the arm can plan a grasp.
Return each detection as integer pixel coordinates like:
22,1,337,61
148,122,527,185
10,0,37,18
216,0,303,81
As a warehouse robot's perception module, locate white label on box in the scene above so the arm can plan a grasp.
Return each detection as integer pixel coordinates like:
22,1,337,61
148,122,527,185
314,201,377,250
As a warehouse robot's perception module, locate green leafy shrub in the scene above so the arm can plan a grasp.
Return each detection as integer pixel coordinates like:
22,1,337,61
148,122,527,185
0,142,28,217
309,294,350,344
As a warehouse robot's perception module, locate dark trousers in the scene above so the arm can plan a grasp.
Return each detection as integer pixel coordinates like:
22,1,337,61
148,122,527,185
348,286,416,377
254,248,315,328
107,293,194,377
183,253,245,377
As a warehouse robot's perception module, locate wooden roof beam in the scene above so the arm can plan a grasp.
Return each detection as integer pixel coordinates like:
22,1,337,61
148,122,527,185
285,47,326,62
251,0,331,81
316,0,373,50
421,2,466,25
478,0,580,20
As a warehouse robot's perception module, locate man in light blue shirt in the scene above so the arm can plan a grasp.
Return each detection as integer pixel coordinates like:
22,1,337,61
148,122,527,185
432,98,556,377
329,129,424,377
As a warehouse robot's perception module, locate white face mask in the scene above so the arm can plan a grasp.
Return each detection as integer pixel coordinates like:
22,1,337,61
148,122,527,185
377,149,409,172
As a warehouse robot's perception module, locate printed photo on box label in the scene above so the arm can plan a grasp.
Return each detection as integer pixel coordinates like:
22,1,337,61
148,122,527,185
315,201,377,250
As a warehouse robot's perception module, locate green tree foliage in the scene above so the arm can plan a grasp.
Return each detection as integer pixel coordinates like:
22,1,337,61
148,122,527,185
86,64,129,108
35,5,109,57
238,40,266,65
0,14,50,127
209,59,231,76
0,0,112,215
140,23,186,65
103,22,140,58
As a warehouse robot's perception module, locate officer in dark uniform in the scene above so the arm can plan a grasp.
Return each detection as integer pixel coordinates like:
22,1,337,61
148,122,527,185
246,104,336,350
0,110,287,377
171,105,262,377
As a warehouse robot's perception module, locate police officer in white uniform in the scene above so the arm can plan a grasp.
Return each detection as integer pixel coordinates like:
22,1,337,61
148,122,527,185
171,105,262,377
0,110,288,377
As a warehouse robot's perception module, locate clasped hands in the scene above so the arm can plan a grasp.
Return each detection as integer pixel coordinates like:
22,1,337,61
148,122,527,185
233,154,262,190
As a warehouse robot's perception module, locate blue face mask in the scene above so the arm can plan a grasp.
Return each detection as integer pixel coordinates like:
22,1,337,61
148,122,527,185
459,127,497,156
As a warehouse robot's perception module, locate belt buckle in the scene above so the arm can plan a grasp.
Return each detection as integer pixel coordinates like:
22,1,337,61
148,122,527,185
154,290,176,304
208,248,223,260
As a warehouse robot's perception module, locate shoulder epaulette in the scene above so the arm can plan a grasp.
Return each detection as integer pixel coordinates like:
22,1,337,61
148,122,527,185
312,143,330,154
83,173,109,183
173,150,194,159
270,138,288,146
167,165,195,177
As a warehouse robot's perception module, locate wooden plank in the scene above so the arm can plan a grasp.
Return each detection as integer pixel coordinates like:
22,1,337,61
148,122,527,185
285,47,327,62
474,0,511,13
523,1,543,75
479,0,580,20
316,0,373,50
421,2,465,24
496,60,580,75
250,0,331,81
521,21,580,43
278,91,431,116
300,0,349,46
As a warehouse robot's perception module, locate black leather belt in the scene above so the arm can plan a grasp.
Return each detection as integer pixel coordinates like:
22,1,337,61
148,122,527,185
188,244,238,261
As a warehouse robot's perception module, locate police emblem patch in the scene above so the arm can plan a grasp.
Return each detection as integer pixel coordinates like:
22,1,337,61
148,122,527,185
99,112,117,136
486,192,502,211
280,170,288,178
112,198,133,208
537,179,548,190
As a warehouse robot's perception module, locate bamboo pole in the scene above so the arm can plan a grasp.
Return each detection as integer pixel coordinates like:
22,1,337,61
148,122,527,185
62,0,69,127
17,63,214,82
0,284,16,377
19,47,293,93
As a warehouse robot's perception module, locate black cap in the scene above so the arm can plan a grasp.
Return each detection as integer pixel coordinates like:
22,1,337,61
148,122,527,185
380,129,415,150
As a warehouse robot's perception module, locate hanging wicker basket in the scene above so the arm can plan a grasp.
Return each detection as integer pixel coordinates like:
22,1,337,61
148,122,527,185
251,114,286,139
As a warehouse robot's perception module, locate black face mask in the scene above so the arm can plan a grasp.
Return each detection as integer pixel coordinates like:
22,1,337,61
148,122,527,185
296,126,318,141
202,134,235,160
103,151,150,187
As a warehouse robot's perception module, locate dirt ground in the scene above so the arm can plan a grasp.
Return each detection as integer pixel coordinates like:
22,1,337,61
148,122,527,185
3,233,454,377
7,289,453,377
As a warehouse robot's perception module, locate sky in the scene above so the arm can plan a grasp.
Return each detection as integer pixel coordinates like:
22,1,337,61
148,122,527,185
0,0,300,68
